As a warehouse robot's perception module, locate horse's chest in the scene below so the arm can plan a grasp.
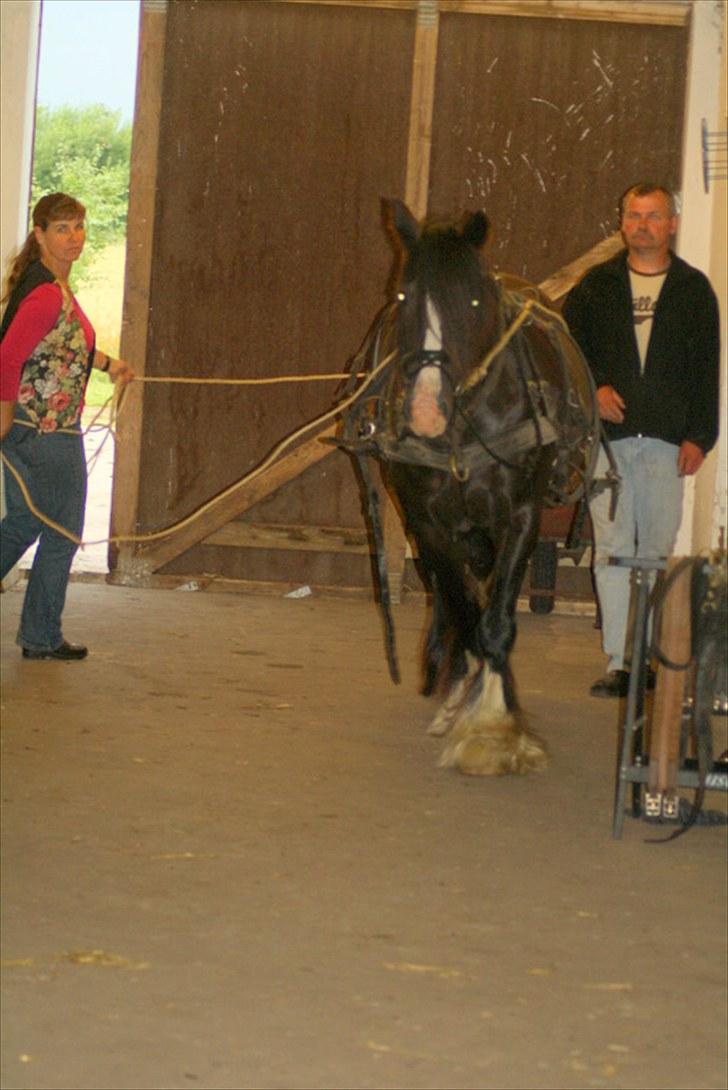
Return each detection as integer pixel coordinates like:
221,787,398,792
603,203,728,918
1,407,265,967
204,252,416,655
423,470,503,532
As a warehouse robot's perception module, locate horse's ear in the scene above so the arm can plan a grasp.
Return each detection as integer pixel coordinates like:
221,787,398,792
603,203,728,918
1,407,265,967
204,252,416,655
381,198,419,250
461,210,490,249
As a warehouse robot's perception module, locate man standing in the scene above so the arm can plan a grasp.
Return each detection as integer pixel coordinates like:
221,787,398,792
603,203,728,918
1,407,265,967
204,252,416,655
563,183,720,697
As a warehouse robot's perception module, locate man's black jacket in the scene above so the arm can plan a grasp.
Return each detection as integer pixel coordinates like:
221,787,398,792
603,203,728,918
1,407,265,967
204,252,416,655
562,249,720,454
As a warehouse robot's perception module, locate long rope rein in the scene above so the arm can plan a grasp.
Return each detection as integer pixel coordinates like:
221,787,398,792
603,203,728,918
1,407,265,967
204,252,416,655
0,297,573,550
0,356,396,549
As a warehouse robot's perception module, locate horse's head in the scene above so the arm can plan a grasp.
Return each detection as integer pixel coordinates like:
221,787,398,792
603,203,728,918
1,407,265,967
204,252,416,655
382,199,498,440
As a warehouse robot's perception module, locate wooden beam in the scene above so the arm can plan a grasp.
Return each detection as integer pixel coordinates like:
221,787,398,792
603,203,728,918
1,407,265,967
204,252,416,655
437,1,690,25
538,232,624,302
202,520,370,554
109,0,167,574
114,424,338,581
404,1,439,218
277,0,690,26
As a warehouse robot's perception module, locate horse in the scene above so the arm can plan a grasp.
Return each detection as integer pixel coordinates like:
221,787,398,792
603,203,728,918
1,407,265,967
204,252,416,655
338,199,604,776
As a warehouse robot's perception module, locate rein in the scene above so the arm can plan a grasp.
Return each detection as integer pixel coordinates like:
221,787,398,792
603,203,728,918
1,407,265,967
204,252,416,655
457,296,569,395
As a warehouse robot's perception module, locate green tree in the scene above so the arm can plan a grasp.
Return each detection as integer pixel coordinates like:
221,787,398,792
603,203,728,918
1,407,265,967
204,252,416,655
31,104,132,282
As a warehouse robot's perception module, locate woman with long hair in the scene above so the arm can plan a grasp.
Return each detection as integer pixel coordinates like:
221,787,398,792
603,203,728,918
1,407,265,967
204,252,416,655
0,191,134,659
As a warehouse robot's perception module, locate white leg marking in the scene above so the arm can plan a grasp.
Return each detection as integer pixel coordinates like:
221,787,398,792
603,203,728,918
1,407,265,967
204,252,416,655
438,663,548,776
427,675,468,737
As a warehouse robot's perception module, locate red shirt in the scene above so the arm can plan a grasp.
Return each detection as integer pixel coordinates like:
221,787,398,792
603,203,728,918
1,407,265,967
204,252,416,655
0,282,95,400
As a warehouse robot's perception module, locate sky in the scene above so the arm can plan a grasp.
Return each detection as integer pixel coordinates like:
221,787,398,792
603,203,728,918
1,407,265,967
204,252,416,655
36,0,141,120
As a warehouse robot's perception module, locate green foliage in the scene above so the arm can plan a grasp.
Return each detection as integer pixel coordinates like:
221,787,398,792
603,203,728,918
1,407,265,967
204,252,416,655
31,105,132,283
85,368,114,409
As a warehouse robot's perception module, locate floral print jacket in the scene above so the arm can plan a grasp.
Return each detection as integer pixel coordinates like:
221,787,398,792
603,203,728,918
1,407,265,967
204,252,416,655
16,287,93,433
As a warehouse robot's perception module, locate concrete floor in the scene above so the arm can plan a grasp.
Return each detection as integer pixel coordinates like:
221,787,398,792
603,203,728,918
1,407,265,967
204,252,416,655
1,581,726,1090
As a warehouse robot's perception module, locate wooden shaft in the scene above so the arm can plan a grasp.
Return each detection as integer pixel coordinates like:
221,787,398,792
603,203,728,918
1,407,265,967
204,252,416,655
648,557,692,795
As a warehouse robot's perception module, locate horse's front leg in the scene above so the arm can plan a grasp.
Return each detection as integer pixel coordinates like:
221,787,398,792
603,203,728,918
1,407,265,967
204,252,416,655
439,496,548,776
389,465,478,704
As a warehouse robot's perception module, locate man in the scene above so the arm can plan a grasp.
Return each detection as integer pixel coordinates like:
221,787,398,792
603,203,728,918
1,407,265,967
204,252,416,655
563,183,720,697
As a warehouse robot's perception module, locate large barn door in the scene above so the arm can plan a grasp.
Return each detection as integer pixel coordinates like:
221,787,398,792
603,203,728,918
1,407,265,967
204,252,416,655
112,0,417,590
111,0,689,593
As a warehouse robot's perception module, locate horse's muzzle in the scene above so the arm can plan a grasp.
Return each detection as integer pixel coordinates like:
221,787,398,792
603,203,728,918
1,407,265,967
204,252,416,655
401,352,454,439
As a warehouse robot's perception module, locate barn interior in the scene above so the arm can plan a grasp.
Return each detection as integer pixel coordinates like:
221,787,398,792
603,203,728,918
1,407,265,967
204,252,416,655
1,1,727,1089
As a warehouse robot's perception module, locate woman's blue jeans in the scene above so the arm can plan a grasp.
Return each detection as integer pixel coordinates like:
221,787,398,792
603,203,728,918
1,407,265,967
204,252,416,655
1,423,87,651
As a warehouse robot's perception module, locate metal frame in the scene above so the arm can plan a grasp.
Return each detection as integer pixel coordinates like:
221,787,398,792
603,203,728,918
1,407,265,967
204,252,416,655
612,556,728,839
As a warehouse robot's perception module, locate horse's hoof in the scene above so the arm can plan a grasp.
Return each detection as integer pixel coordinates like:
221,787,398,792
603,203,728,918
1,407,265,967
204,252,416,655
439,721,548,776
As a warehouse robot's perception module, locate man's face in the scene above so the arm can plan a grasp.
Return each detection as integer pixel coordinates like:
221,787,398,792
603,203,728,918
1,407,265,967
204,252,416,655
621,192,676,259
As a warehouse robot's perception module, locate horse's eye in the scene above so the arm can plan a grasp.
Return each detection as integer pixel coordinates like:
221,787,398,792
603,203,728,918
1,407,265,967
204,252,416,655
397,292,406,302
471,298,480,307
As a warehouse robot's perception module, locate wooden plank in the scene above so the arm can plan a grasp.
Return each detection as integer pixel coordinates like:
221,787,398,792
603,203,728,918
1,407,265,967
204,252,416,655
437,1,690,25
279,0,690,26
538,232,624,302
122,424,338,578
109,0,166,573
203,520,370,554
404,2,440,215
647,557,693,806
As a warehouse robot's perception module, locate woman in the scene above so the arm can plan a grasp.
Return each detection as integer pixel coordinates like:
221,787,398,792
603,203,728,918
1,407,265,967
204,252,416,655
0,191,134,660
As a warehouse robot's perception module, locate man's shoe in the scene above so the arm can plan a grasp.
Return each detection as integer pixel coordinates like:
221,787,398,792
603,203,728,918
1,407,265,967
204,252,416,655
22,641,88,661
590,667,657,698
590,669,629,698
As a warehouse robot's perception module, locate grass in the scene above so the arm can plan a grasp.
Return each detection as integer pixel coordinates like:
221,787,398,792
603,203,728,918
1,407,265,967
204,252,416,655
75,241,126,407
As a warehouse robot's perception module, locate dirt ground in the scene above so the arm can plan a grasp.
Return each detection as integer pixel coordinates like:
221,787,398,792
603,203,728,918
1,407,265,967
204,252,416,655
1,581,726,1090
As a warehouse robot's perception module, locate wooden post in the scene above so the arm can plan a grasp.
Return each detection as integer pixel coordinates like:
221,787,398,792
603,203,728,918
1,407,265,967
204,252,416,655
404,0,439,222
646,557,692,819
109,0,167,575
383,0,440,603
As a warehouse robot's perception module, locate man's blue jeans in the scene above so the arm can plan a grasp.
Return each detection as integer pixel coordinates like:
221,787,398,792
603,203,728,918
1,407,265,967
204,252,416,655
589,437,684,673
1,423,87,651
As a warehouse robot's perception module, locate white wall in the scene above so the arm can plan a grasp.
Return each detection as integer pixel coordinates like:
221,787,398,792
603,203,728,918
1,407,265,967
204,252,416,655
674,0,727,554
0,0,40,586
1,0,40,278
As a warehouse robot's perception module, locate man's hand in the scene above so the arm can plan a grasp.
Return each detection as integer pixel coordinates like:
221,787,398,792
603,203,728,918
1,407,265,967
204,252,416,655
596,384,625,423
677,440,705,476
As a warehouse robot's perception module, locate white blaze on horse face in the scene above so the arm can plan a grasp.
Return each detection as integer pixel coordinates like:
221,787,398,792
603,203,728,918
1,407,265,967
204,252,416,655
409,295,447,438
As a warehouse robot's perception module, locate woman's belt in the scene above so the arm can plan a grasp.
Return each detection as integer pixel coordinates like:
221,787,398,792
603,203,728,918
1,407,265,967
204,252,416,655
12,417,82,436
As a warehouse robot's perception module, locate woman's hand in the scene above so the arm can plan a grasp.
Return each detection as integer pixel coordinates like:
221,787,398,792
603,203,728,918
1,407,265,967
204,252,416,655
95,351,135,386
108,357,135,386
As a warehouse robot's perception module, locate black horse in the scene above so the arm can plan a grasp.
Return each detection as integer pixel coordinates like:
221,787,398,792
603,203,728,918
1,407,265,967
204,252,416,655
339,200,601,775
